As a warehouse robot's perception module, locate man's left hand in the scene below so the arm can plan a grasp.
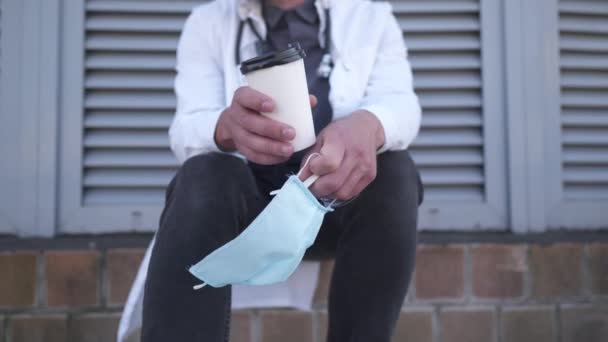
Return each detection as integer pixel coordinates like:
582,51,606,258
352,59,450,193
299,110,385,201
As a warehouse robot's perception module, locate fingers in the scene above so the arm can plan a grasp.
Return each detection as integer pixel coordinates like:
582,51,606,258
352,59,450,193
309,94,318,108
310,154,357,198
238,108,295,141
237,128,293,158
229,87,298,164
334,161,376,200
233,86,275,112
238,144,289,165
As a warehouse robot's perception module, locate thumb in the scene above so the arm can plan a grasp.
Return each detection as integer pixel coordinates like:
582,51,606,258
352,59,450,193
298,141,323,181
308,138,345,176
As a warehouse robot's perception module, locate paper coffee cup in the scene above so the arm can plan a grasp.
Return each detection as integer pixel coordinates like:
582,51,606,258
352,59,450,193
240,43,316,152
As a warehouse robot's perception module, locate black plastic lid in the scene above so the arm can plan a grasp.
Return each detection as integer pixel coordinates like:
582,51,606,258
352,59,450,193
240,42,306,75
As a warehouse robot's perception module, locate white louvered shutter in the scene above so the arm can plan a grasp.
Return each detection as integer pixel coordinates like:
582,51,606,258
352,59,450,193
59,0,200,233
60,0,507,232
83,1,200,205
389,0,507,230
546,0,608,228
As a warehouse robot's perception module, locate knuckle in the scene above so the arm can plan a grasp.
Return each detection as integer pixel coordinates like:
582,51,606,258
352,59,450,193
358,163,371,174
360,164,376,182
326,180,341,194
260,141,274,155
262,121,280,138
368,169,377,182
352,147,367,159
363,172,375,183
238,114,249,128
326,159,340,172
270,143,284,156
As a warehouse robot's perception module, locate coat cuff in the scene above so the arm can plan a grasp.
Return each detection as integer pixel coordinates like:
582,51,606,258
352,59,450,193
359,103,399,153
169,109,224,163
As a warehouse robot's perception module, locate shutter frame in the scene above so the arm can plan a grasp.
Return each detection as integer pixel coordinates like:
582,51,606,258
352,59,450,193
59,0,201,233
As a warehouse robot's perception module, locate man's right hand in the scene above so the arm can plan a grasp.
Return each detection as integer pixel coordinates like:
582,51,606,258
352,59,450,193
215,86,316,165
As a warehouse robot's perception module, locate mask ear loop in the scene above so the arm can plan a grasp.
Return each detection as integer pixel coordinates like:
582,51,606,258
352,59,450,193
269,153,321,196
193,283,207,290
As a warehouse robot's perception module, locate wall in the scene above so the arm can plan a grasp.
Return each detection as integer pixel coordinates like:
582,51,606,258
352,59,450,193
0,241,607,342
0,0,607,237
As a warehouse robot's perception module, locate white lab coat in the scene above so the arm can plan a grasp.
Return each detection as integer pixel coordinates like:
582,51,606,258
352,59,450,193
118,0,420,340
168,0,420,162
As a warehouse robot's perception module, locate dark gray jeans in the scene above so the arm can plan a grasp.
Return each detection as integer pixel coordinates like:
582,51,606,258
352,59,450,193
142,150,422,342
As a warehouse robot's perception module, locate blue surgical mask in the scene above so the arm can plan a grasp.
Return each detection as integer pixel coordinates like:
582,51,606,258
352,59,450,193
189,154,333,289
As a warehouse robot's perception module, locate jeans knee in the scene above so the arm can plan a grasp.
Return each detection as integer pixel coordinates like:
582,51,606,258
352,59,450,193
165,153,258,220
176,153,253,194
370,150,423,208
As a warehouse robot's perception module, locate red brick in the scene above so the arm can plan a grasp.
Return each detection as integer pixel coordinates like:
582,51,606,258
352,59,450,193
415,245,465,299
501,306,555,342
0,253,37,307
530,244,583,298
472,244,525,298
9,315,67,342
45,251,100,307
106,248,145,305
440,308,495,342
561,306,608,342
313,261,334,307
589,243,608,295
261,310,313,342
68,314,120,342
231,310,252,342
393,310,433,342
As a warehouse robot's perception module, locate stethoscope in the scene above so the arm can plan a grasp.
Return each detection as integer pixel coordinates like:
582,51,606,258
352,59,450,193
235,7,333,78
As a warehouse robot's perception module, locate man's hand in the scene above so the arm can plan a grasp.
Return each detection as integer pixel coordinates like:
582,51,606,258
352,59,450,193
299,110,385,200
215,86,317,165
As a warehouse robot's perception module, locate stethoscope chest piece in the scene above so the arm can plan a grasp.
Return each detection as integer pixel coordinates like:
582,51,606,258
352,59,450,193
317,53,333,78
